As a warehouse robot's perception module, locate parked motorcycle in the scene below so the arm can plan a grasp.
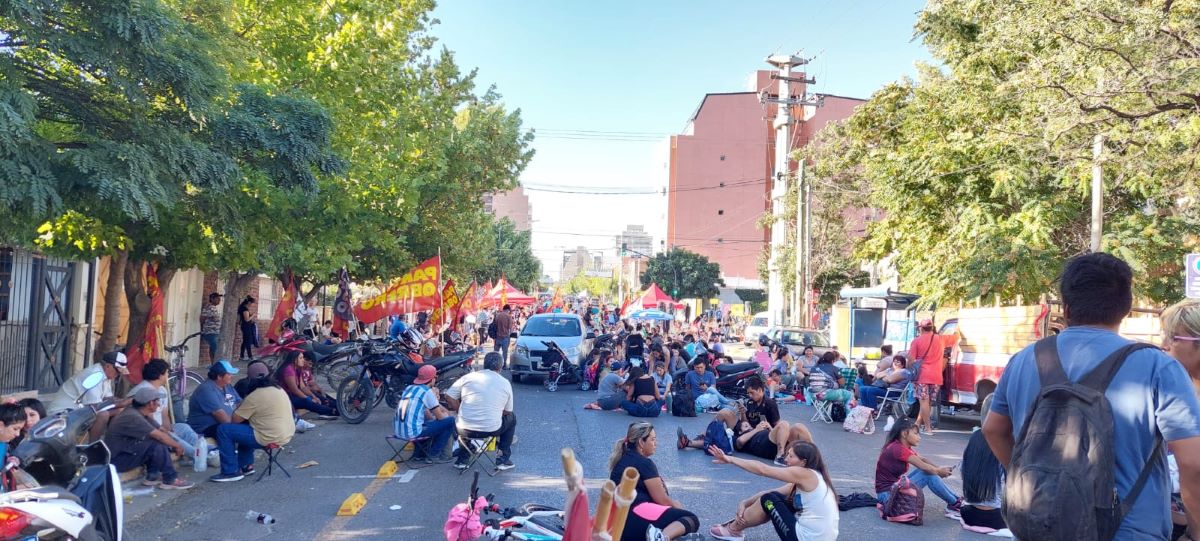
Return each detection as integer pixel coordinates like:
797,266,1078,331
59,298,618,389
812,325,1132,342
671,359,762,402
2,371,123,541
336,341,476,425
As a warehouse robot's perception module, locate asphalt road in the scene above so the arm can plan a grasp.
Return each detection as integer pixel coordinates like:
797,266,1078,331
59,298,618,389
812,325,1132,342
125,350,986,541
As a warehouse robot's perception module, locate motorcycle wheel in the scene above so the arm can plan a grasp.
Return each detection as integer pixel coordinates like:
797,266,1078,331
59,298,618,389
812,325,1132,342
322,359,357,390
337,376,375,425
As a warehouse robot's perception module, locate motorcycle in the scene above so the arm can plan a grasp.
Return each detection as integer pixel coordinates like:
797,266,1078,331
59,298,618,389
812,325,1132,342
2,370,123,541
337,339,476,425
671,357,763,402
540,340,585,392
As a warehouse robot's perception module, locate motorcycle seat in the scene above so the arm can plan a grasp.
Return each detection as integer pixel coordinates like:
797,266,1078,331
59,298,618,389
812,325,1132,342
13,486,83,506
430,350,474,370
309,341,345,357
715,361,759,376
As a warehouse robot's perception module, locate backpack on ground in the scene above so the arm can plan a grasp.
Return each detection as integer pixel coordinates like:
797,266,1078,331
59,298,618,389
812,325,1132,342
1003,336,1161,541
701,419,732,456
879,475,924,525
671,392,697,417
830,401,847,423
487,320,497,340
842,405,876,434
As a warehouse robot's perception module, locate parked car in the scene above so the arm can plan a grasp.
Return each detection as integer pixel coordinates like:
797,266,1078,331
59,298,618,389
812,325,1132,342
511,313,594,384
766,326,834,359
742,311,772,346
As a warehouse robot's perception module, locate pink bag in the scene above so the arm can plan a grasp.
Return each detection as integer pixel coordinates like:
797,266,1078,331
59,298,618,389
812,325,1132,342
444,494,488,541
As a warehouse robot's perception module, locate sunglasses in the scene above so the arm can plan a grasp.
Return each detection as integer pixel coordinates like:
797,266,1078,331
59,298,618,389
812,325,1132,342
1171,336,1200,342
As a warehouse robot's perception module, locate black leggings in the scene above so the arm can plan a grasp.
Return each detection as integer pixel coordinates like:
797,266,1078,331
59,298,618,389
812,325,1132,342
619,504,699,541
761,492,799,541
960,505,1006,530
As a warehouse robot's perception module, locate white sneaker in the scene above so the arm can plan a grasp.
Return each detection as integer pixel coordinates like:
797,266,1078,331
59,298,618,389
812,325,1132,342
296,419,316,432
207,450,220,468
883,416,895,432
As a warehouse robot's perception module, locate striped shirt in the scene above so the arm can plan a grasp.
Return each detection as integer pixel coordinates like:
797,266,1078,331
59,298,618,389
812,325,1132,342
395,384,437,440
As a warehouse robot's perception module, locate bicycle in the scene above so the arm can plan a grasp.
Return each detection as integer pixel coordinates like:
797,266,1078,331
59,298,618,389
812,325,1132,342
164,332,207,423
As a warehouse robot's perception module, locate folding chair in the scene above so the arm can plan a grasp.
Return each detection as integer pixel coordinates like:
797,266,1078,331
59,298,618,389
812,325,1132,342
255,443,291,482
385,435,436,468
874,386,906,420
455,433,499,477
804,388,833,424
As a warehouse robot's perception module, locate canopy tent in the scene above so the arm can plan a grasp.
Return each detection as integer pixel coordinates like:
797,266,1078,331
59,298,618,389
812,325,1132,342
480,278,536,307
627,309,673,321
637,283,676,308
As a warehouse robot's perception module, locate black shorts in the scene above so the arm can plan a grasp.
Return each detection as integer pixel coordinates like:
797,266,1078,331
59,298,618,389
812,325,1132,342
961,505,1006,530
738,431,776,460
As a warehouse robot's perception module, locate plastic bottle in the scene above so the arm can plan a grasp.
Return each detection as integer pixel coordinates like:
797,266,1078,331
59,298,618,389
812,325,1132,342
245,511,276,525
193,437,208,472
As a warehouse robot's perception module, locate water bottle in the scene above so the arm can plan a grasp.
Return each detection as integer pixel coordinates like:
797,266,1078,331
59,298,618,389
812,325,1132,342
193,437,208,472
245,511,276,525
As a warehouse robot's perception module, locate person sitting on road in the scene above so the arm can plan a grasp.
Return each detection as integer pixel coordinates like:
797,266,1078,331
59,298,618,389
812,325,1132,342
209,374,296,482
9,398,45,450
104,387,194,490
874,418,963,515
678,377,811,466
396,364,456,464
684,357,736,411
806,352,851,404
708,440,839,541
0,404,27,484
443,352,517,471
275,350,338,420
652,361,673,406
765,369,797,403
234,360,271,399
620,365,662,418
859,355,912,412
959,430,1006,532
48,350,133,441
128,358,202,466
187,360,242,440
608,422,700,541
584,361,627,411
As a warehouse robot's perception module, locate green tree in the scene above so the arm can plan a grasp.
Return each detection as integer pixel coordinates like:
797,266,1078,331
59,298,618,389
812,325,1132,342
640,249,724,299
564,271,614,299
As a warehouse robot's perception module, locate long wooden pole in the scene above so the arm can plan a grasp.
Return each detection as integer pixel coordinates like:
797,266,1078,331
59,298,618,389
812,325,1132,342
591,481,616,541
608,467,639,541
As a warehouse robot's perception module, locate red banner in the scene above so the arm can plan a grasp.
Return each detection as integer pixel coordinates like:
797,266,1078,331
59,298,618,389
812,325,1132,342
456,282,477,331
430,280,459,330
331,267,352,339
353,256,441,324
550,286,564,311
266,271,297,342
126,263,164,384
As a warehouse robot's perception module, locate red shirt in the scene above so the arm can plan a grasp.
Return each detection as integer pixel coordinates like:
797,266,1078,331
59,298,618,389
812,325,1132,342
908,332,944,385
875,441,916,493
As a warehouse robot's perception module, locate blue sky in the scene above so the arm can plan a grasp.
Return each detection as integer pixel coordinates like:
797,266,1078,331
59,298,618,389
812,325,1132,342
431,0,933,279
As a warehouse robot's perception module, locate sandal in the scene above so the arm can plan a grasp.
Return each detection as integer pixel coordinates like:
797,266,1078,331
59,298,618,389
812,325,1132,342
676,427,689,450
583,404,601,410
709,521,744,541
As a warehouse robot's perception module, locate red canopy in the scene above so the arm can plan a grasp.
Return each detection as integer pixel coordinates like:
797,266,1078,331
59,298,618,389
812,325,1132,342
638,283,676,308
480,278,536,307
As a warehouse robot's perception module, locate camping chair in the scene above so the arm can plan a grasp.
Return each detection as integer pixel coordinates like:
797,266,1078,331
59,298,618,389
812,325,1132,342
385,435,436,468
874,385,908,420
455,433,499,477
255,443,291,482
804,387,834,424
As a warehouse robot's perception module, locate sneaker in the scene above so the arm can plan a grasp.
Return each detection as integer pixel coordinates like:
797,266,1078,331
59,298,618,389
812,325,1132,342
207,450,221,468
209,472,244,483
296,419,316,431
882,416,895,432
454,456,470,470
160,478,195,490
708,523,744,541
241,464,255,475
945,497,964,518
773,456,788,467
422,455,453,465
495,456,515,471
646,525,668,541
676,427,689,450
141,475,162,487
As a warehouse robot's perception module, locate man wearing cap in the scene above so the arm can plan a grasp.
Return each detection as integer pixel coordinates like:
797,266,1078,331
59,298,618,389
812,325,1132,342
908,318,945,435
104,386,194,489
187,360,242,440
234,360,271,399
443,352,517,471
128,358,202,465
395,364,456,464
583,361,627,411
200,292,223,364
49,350,133,440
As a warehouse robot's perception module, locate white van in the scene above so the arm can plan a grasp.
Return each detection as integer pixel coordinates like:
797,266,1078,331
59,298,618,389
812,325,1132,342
742,311,772,346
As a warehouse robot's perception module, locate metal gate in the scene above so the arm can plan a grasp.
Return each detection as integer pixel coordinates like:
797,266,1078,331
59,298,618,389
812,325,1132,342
0,248,76,394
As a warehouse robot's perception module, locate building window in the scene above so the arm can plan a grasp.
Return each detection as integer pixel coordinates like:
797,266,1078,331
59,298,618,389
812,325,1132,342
718,209,724,215
719,154,726,161
0,247,11,321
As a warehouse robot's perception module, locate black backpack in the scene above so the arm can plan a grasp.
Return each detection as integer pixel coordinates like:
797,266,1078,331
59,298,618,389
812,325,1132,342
487,320,497,340
1003,336,1162,541
830,401,847,423
672,391,697,417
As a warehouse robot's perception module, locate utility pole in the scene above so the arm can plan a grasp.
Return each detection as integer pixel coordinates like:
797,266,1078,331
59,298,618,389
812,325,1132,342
1090,78,1104,253
763,52,820,327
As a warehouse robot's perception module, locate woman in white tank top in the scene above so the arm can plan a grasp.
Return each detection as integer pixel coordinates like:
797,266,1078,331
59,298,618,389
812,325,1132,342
706,440,839,541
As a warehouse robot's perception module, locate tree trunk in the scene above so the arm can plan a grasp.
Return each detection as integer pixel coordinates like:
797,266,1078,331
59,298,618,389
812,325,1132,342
217,272,256,362
95,250,128,356
123,260,151,358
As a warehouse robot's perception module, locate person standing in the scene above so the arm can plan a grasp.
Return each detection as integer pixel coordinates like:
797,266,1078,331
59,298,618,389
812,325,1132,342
477,308,492,346
492,305,514,368
907,318,944,435
237,296,258,361
200,292,222,365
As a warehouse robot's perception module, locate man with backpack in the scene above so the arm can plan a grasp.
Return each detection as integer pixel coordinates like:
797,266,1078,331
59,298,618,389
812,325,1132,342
983,253,1200,540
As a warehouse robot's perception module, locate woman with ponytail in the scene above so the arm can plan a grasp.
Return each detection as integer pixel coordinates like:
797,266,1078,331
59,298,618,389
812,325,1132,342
708,440,839,541
607,422,699,540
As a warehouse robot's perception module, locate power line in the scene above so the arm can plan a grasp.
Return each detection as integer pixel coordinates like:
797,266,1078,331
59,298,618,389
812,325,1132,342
523,177,767,196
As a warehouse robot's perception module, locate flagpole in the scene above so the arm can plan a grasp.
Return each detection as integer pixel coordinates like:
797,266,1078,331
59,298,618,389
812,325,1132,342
437,247,444,333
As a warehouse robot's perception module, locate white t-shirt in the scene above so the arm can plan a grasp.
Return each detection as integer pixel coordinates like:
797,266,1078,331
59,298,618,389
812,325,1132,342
128,381,171,425
49,364,113,412
446,370,513,433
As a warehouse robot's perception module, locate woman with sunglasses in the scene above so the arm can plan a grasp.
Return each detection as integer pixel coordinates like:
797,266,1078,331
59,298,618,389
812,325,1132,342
607,422,699,540
1161,299,1200,541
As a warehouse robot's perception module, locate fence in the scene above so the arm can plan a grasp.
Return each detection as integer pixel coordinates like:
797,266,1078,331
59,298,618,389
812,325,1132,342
0,248,80,395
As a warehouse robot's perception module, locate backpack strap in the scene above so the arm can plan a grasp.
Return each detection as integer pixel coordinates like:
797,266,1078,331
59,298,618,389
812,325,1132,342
1120,434,1164,516
1077,342,1159,391
1033,336,1069,387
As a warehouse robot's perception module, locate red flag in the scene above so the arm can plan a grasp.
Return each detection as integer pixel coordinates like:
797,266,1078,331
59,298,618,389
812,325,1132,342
550,286,564,311
353,256,442,324
266,271,297,341
331,267,353,339
126,262,164,384
499,275,508,307
455,282,477,331
430,280,459,330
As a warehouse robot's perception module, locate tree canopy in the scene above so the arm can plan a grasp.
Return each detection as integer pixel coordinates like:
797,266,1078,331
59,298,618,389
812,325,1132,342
640,249,724,299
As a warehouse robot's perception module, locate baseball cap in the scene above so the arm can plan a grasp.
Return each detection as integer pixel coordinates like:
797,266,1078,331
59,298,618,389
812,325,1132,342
608,361,625,372
102,351,130,375
413,364,437,385
132,386,161,405
919,318,934,328
208,359,240,377
246,361,270,379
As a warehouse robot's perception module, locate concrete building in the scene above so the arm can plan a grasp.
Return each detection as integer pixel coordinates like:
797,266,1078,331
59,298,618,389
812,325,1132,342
616,225,653,257
666,69,864,287
561,246,615,279
483,186,532,232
